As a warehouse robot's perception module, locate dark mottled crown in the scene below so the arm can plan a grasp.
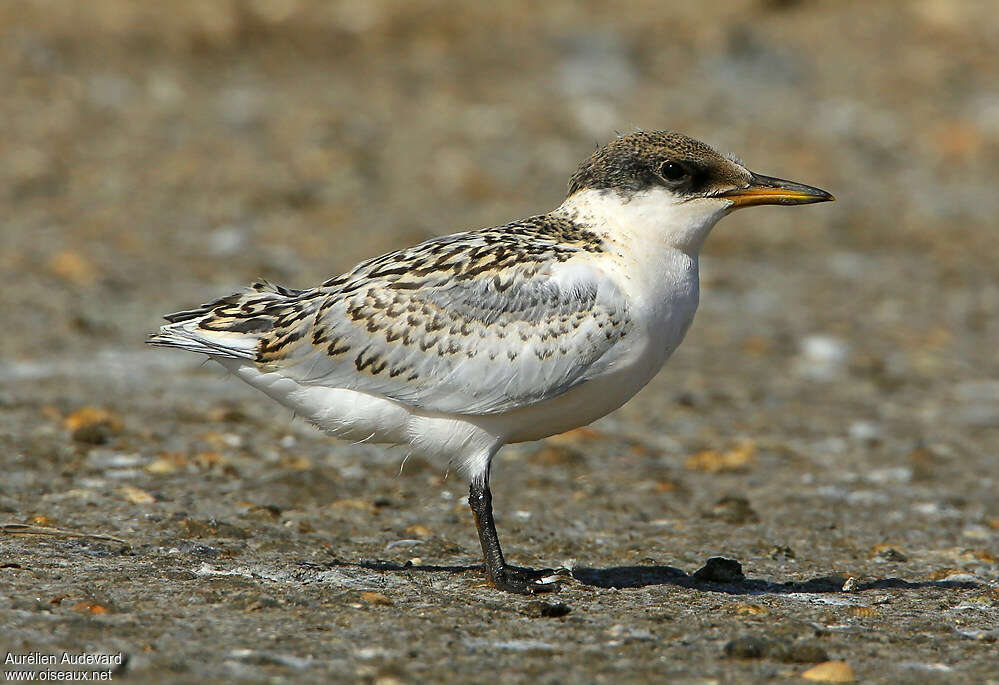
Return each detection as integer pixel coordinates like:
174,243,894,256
567,130,746,198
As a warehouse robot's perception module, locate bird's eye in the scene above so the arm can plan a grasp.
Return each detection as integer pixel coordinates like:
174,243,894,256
659,161,687,182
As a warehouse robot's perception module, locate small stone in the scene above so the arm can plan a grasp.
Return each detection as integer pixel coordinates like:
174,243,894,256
231,593,281,611
769,544,796,560
278,454,312,470
72,423,112,445
871,544,907,562
772,641,829,664
330,499,378,514
848,420,882,445
65,407,122,444
146,453,187,474
199,431,242,449
841,577,857,592
732,602,769,616
373,677,406,685
724,635,773,659
72,601,109,614
64,406,122,432
801,660,855,682
404,524,432,538
693,557,745,583
705,495,760,524
360,591,393,606
244,504,282,521
47,250,100,285
848,606,878,618
685,440,756,473
795,335,850,381
119,486,156,504
522,601,571,618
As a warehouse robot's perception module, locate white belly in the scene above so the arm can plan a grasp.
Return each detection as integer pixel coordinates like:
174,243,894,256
219,359,503,477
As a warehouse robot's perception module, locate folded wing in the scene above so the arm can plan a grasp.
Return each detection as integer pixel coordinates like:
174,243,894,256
150,229,632,416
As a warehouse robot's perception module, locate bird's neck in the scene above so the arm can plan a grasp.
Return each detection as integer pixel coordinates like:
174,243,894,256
553,188,728,257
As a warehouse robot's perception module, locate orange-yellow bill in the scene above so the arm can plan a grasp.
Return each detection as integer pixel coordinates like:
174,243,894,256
720,173,834,209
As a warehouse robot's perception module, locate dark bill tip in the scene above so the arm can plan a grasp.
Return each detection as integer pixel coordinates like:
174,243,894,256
720,172,834,208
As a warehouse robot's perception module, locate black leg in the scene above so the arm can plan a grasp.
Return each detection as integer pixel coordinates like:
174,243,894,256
468,479,562,594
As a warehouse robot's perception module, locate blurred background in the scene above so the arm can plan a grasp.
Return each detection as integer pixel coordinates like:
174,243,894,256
3,0,997,364
2,2,999,681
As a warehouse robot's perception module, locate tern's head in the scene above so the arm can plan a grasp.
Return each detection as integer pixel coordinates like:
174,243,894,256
564,130,833,253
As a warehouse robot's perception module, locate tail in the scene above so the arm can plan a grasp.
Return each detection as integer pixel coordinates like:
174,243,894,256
147,280,309,362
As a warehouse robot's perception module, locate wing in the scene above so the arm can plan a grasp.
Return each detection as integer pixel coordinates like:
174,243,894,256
269,229,631,414
150,221,632,416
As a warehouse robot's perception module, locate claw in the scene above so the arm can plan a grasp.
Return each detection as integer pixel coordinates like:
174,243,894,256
488,565,565,594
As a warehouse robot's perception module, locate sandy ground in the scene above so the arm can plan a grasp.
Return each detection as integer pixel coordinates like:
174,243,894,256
1,1,998,682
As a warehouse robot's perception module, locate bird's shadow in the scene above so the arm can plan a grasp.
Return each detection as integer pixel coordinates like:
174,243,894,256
313,558,981,595
570,565,980,595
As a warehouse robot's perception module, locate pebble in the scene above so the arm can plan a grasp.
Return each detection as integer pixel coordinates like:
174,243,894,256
693,557,745,583
64,407,122,434
685,440,755,474
119,485,156,504
384,539,423,550
769,545,796,561
795,335,850,381
403,524,432,538
731,603,769,617
724,634,829,663
47,250,100,286
847,420,882,445
522,601,571,619
72,601,110,614
704,495,760,524
871,545,908,563
360,592,393,606
773,642,830,664
88,451,144,469
605,624,655,642
801,661,856,682
724,635,771,659
71,424,112,445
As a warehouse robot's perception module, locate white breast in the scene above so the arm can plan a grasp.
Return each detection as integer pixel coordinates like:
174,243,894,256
487,245,700,443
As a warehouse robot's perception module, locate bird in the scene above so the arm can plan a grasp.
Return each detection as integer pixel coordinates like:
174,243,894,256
148,130,833,594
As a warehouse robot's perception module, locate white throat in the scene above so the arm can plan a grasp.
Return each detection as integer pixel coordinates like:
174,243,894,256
556,187,731,256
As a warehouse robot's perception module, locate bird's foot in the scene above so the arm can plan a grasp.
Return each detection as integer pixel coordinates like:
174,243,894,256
486,565,570,594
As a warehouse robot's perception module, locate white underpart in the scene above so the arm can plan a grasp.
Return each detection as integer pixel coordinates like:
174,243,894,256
217,187,733,484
